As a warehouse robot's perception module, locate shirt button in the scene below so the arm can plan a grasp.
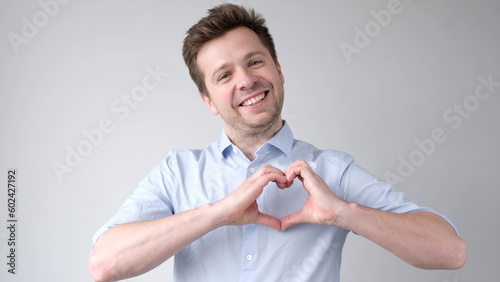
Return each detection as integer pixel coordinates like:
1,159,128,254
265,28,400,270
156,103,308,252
249,167,255,173
233,147,239,154
246,254,253,261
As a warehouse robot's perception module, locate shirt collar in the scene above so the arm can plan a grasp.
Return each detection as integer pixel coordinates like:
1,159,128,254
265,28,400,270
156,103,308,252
217,121,294,158
218,129,233,158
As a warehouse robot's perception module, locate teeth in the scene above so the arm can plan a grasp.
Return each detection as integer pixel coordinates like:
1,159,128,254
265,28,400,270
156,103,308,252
241,93,266,106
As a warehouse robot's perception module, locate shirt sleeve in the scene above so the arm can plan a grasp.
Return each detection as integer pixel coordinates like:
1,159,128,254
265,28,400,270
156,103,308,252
91,155,176,249
338,158,458,234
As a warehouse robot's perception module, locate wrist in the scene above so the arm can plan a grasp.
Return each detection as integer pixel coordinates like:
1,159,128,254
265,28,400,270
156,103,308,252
194,202,227,230
333,201,359,230
204,200,233,228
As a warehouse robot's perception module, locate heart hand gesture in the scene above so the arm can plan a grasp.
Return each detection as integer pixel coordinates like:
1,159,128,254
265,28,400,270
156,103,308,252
217,161,345,231
280,160,348,230
216,164,291,231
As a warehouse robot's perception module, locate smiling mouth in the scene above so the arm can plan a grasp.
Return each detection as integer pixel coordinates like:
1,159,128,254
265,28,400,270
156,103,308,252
240,91,268,107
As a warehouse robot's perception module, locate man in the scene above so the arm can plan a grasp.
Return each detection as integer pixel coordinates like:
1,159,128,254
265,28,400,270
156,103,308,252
89,4,466,282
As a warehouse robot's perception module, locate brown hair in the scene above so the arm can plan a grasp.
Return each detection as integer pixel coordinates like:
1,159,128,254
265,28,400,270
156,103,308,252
182,4,278,95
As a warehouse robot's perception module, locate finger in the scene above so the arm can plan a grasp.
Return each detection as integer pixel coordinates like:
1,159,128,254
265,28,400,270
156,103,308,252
285,160,312,183
281,210,305,231
284,162,300,182
285,161,329,196
275,177,291,189
230,167,288,210
251,165,288,188
254,212,282,232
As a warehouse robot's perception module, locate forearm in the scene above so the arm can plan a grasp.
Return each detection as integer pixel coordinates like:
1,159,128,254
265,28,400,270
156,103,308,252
339,204,467,269
281,160,466,269
89,203,224,282
88,165,288,281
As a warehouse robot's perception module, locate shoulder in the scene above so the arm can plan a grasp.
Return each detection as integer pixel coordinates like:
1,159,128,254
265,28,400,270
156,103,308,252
291,139,355,169
290,139,357,198
160,141,221,170
141,144,219,190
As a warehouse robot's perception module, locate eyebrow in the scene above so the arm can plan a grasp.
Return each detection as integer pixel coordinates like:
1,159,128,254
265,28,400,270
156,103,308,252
210,50,268,82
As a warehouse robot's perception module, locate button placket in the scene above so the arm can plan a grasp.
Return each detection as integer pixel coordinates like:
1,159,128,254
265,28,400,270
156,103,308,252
240,224,258,281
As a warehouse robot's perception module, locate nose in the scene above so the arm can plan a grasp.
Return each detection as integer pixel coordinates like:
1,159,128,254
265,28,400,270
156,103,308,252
236,68,257,90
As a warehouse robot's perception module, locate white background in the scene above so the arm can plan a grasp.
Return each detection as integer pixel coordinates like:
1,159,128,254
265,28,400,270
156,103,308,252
1,0,499,281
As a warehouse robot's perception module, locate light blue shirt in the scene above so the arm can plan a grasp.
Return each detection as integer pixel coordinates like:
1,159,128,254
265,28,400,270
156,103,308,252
92,122,456,282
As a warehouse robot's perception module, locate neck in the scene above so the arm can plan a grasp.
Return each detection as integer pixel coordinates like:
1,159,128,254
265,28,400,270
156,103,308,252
224,119,284,161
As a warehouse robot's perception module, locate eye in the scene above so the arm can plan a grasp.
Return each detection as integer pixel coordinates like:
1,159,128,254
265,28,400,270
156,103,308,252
218,73,230,81
249,60,262,67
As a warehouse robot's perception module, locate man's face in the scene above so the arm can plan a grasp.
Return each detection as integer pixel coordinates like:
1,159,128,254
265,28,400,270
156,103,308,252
197,26,285,136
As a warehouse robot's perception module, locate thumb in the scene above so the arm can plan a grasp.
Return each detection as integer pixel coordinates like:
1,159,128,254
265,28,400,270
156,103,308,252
281,211,305,231
255,212,282,232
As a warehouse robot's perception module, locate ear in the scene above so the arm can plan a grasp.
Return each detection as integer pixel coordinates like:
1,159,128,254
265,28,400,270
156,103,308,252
200,93,219,115
275,60,285,85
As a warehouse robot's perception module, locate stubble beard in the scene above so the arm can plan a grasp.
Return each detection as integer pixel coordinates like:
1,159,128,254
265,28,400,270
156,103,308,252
226,82,284,138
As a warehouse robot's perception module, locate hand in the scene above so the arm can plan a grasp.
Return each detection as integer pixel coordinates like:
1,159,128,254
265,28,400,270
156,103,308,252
217,164,290,231
281,160,347,230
